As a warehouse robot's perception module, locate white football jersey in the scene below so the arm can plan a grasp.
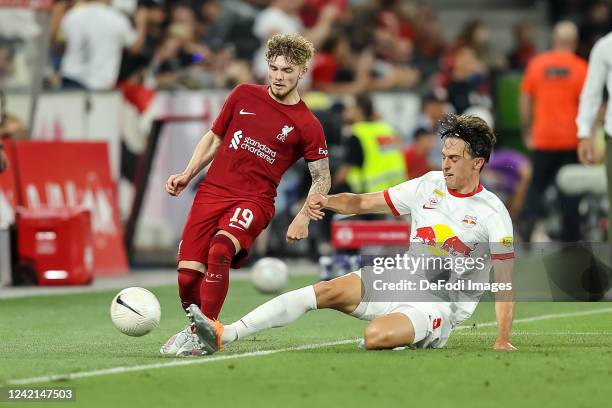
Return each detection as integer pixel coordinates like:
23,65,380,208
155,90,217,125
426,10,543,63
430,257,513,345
384,171,514,325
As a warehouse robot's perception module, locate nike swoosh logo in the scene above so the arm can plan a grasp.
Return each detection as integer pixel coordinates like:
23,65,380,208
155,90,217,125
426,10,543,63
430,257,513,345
239,109,256,115
116,296,144,317
422,205,437,210
229,222,246,231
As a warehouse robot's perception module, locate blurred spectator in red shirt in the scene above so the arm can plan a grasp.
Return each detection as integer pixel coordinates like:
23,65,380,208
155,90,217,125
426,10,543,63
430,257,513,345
300,0,348,28
403,127,437,179
507,21,538,72
373,0,415,64
311,31,369,94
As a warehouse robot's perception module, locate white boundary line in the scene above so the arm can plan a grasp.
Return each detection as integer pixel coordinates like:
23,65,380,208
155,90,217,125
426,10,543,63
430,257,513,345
6,340,359,386
6,307,612,386
454,307,612,330
456,332,612,336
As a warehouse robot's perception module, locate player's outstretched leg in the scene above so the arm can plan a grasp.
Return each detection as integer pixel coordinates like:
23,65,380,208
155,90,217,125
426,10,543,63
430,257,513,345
186,273,363,355
161,261,207,355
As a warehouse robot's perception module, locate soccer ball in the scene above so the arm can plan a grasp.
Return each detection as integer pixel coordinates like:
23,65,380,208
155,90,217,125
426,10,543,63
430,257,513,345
250,257,289,294
110,287,161,337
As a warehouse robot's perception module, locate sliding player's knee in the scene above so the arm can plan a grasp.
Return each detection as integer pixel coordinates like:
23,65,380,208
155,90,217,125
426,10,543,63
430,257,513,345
313,280,345,309
363,324,397,350
363,315,415,350
313,274,361,311
178,260,206,273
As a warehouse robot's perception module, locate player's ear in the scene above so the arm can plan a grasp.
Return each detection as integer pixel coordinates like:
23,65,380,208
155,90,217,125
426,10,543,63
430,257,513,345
473,157,485,171
299,66,308,79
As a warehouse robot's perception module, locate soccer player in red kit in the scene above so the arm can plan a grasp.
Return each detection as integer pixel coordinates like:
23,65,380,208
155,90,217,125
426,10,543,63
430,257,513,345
160,34,331,356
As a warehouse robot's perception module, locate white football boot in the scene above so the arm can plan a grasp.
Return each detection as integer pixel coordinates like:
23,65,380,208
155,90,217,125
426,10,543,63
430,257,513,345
160,326,193,355
174,333,204,357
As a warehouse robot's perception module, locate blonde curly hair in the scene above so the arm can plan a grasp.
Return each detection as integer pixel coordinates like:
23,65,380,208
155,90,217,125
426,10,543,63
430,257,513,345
265,33,315,67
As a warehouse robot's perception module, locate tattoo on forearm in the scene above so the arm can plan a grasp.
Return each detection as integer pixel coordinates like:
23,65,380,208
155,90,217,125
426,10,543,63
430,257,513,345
301,158,331,215
307,157,331,195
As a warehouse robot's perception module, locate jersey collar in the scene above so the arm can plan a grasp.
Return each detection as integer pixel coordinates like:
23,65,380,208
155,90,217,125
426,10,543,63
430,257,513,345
447,183,483,198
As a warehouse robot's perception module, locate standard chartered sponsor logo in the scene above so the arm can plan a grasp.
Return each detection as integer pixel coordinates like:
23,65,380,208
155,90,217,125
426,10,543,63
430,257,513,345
230,130,243,150
230,130,277,164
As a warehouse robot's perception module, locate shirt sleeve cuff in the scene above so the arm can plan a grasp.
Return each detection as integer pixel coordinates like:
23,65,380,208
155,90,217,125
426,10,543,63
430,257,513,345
577,123,592,139
383,189,400,217
211,125,224,137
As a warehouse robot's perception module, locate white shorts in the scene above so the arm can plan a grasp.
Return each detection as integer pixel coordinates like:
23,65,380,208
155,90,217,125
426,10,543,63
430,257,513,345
349,270,453,349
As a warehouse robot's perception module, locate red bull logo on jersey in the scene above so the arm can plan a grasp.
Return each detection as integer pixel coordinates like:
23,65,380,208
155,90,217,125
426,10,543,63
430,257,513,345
414,224,476,257
461,215,478,229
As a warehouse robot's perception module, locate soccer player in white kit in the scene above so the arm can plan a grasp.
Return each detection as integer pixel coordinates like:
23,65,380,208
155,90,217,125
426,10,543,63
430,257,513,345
186,113,517,353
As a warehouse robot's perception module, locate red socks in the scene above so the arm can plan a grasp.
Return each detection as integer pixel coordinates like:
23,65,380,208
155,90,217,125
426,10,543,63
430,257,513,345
200,234,235,319
177,268,203,311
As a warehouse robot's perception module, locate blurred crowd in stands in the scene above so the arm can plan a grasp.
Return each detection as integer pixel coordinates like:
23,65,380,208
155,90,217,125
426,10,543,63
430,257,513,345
38,0,610,92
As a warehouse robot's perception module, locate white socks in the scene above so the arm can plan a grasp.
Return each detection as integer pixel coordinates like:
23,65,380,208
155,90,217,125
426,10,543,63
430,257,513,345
221,285,317,345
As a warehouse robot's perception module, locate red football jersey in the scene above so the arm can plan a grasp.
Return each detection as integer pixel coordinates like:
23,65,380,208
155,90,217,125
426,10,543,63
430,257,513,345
199,84,328,209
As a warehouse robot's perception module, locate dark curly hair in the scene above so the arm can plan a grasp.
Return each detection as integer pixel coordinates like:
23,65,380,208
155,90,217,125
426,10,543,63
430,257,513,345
438,113,496,162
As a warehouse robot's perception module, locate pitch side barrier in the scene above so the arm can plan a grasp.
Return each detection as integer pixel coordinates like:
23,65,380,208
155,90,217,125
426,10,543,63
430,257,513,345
0,138,128,286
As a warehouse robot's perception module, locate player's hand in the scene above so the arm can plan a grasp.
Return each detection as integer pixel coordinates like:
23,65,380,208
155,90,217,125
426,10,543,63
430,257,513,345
306,194,328,220
166,173,191,197
286,214,309,243
577,138,595,165
493,339,517,351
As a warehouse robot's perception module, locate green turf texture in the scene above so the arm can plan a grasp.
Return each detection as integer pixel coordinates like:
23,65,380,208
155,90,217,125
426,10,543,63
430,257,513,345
1,275,611,408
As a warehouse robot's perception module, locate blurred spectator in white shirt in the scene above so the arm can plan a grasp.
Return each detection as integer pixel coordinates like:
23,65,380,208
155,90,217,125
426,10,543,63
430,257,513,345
60,0,146,90
251,0,338,83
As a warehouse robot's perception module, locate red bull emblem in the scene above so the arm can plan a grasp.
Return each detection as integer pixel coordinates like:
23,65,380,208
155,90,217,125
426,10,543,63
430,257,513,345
461,215,477,229
414,224,476,256
415,226,436,246
442,236,474,256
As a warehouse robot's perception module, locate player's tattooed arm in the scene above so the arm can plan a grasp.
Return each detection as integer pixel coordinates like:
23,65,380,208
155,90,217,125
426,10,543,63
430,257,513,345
305,157,332,199
298,157,331,218
286,158,330,242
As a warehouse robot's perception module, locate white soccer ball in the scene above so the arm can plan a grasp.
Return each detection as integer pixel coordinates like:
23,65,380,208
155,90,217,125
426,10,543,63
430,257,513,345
110,287,161,337
250,257,289,294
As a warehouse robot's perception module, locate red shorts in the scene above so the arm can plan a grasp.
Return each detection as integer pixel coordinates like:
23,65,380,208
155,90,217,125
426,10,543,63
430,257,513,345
178,195,274,269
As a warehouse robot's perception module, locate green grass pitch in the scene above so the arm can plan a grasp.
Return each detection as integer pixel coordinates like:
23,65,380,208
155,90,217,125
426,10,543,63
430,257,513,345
1,275,611,408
